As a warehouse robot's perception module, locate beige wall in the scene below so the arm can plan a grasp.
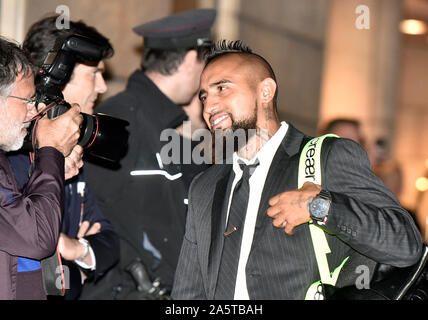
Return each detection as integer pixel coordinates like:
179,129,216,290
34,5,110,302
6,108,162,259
0,0,27,42
24,0,174,99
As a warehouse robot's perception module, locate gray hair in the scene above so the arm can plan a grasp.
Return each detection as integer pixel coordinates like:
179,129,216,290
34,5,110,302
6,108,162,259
0,37,35,97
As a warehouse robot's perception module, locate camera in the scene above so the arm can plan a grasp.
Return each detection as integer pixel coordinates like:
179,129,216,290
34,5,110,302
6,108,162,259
23,34,129,163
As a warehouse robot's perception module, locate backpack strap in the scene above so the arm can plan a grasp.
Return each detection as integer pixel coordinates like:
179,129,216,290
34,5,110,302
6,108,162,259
298,134,349,299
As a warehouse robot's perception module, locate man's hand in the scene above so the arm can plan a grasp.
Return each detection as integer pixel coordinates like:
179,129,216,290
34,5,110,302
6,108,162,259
65,145,84,180
57,221,101,261
36,104,82,157
58,233,87,261
267,182,322,235
77,221,101,238
57,221,101,281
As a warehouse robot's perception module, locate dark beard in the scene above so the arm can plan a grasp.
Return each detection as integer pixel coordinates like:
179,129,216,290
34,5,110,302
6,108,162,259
231,113,257,132
211,107,258,163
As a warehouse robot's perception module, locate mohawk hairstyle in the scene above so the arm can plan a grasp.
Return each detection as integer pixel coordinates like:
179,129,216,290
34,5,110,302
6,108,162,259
206,39,276,81
206,40,252,63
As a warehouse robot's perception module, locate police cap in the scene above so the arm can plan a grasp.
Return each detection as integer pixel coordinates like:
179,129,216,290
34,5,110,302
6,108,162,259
133,8,216,49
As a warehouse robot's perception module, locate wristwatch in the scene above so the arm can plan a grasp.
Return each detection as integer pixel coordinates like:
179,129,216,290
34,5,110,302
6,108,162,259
308,189,331,225
76,237,90,262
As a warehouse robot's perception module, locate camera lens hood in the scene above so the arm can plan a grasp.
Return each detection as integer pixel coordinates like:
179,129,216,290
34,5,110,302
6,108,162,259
84,113,129,163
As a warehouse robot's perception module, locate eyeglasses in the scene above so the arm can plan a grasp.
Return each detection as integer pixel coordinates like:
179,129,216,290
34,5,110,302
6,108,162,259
7,95,37,108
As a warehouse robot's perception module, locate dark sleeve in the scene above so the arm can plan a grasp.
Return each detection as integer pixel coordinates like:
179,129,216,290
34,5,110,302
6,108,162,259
171,172,207,299
321,138,423,267
81,185,120,280
0,147,64,259
62,259,84,300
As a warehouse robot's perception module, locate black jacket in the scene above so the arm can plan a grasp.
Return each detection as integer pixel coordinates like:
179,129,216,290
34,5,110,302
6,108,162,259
82,70,207,299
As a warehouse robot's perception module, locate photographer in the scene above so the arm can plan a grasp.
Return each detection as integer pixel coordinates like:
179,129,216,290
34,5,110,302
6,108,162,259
7,16,120,299
0,36,82,299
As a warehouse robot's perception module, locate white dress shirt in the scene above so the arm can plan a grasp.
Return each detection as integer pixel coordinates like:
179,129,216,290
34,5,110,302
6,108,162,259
225,122,289,299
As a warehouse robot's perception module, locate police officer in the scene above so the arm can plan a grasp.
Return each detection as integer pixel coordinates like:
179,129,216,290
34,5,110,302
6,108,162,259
81,9,216,299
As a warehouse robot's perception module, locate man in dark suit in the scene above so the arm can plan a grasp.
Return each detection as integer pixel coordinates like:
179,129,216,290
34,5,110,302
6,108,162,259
171,41,423,300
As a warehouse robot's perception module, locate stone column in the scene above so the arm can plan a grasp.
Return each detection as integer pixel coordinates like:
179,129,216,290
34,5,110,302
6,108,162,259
0,0,27,43
237,0,329,135
319,0,402,146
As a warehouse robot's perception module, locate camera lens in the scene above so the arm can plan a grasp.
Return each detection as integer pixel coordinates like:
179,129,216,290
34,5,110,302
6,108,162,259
82,113,129,163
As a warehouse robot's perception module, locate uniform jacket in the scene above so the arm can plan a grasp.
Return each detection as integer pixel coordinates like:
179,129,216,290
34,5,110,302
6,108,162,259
83,70,208,297
171,124,423,300
7,152,120,299
0,147,64,299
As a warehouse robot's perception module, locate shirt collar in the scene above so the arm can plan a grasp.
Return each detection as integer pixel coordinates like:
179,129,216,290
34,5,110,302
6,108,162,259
233,121,289,175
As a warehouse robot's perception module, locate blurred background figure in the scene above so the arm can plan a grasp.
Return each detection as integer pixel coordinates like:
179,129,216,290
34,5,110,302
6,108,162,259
320,118,366,148
415,162,428,244
371,138,403,199
320,118,404,200
177,93,210,188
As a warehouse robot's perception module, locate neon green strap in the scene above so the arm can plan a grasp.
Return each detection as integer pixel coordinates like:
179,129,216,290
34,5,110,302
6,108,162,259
304,256,349,300
298,134,337,188
298,134,348,299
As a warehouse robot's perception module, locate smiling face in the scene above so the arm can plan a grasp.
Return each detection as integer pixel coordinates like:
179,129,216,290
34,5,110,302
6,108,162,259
61,61,107,115
0,72,37,151
199,54,260,133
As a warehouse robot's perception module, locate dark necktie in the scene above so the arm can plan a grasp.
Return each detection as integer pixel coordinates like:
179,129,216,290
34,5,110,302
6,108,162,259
214,159,259,299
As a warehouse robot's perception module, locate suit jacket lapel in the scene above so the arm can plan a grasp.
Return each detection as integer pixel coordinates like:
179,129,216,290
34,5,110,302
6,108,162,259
254,124,306,235
207,164,234,298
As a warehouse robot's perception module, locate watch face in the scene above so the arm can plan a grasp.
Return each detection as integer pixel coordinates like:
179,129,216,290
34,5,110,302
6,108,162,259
309,197,330,219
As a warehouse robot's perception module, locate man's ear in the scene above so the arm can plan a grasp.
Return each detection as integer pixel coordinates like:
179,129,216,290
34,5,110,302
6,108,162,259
258,78,277,104
182,49,198,69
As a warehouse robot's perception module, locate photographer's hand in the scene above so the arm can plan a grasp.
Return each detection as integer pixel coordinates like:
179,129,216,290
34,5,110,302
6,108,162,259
37,104,83,157
58,221,101,281
57,222,100,261
65,145,84,180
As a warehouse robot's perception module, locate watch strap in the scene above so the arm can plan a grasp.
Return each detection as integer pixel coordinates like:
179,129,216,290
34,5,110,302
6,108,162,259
317,189,331,201
76,237,90,261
